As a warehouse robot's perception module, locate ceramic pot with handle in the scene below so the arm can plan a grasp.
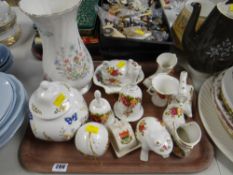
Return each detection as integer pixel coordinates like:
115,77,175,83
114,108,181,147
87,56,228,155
29,81,88,142
182,0,233,73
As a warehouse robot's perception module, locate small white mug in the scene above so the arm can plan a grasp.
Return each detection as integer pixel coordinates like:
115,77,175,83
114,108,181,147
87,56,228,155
147,74,179,107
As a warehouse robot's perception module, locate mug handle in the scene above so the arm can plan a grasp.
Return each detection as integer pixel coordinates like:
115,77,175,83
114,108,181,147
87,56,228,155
147,86,155,95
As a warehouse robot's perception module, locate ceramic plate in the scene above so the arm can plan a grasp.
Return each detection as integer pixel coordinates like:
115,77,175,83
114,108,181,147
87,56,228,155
0,74,17,127
93,64,144,94
0,109,25,149
0,74,14,121
0,74,27,137
198,77,233,163
212,72,233,132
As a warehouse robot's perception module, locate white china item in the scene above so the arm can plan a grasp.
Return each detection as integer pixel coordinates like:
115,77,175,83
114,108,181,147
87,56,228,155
147,73,179,107
75,122,109,157
108,119,138,157
93,63,144,94
172,121,202,157
113,63,144,122
175,71,194,118
163,102,201,157
198,77,233,163
221,66,233,112
136,117,173,161
29,81,88,141
143,53,177,89
19,0,94,94
89,90,115,126
100,59,143,87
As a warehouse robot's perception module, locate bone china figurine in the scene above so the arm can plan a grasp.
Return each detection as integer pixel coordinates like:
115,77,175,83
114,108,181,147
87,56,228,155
136,117,173,161
89,90,115,126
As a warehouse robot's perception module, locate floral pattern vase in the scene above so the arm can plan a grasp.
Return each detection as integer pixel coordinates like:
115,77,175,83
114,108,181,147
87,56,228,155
19,0,94,94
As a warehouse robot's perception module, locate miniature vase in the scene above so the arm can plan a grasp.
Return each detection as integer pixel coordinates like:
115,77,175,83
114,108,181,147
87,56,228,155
19,0,94,94
143,53,177,88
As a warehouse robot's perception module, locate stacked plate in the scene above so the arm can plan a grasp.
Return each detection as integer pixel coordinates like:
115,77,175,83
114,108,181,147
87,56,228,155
212,66,233,137
0,72,27,149
0,44,13,72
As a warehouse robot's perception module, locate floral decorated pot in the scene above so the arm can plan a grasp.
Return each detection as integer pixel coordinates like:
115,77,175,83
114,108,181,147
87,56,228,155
100,59,143,87
89,90,115,126
29,81,88,142
74,122,109,157
136,117,173,161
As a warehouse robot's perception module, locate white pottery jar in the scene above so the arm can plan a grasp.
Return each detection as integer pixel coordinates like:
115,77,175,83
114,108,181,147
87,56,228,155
136,117,173,161
29,81,88,142
19,0,94,94
75,122,109,157
89,90,115,126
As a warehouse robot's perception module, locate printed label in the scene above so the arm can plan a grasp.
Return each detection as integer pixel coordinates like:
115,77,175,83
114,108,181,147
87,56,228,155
52,163,68,172
135,29,145,35
53,93,66,108
117,61,126,69
230,4,233,12
85,125,99,134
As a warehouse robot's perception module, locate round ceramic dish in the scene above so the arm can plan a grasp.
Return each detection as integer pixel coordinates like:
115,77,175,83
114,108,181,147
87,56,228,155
0,74,27,137
212,72,233,137
221,66,233,114
0,74,14,121
93,63,144,94
198,77,233,163
0,74,17,126
0,44,11,66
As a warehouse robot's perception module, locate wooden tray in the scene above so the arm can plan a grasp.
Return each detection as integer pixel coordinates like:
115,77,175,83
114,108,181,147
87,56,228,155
19,62,214,174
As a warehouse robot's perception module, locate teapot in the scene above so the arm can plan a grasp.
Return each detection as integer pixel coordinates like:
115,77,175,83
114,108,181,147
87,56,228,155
182,0,233,73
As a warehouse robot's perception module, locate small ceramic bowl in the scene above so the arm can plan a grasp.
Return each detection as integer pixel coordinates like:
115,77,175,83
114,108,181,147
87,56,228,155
75,122,109,157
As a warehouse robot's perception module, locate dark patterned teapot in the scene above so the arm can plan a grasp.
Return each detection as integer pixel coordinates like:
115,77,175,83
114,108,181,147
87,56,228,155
182,0,233,73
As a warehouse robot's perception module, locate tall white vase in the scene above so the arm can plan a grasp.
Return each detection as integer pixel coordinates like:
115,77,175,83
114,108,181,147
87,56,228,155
19,0,94,94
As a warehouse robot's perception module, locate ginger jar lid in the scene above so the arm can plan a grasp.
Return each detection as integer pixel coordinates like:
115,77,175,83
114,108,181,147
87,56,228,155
89,90,111,115
29,81,72,120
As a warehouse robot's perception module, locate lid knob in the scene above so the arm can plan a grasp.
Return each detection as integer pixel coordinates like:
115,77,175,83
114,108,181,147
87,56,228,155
94,90,101,104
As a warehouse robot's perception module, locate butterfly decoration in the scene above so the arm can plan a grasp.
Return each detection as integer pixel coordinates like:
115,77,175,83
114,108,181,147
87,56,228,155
64,113,78,125
28,112,33,120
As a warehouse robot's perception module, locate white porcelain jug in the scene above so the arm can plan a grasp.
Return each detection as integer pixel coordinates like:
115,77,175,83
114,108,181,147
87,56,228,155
19,0,94,94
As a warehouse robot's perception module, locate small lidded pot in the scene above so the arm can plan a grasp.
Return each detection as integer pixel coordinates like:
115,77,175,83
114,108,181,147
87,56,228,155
100,60,127,86
75,122,109,157
89,90,115,126
29,81,88,142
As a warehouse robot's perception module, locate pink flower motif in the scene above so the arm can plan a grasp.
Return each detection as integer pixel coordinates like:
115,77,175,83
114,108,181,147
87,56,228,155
64,58,69,64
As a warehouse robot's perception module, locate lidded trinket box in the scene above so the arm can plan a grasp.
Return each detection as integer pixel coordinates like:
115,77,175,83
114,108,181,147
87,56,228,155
29,81,88,141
